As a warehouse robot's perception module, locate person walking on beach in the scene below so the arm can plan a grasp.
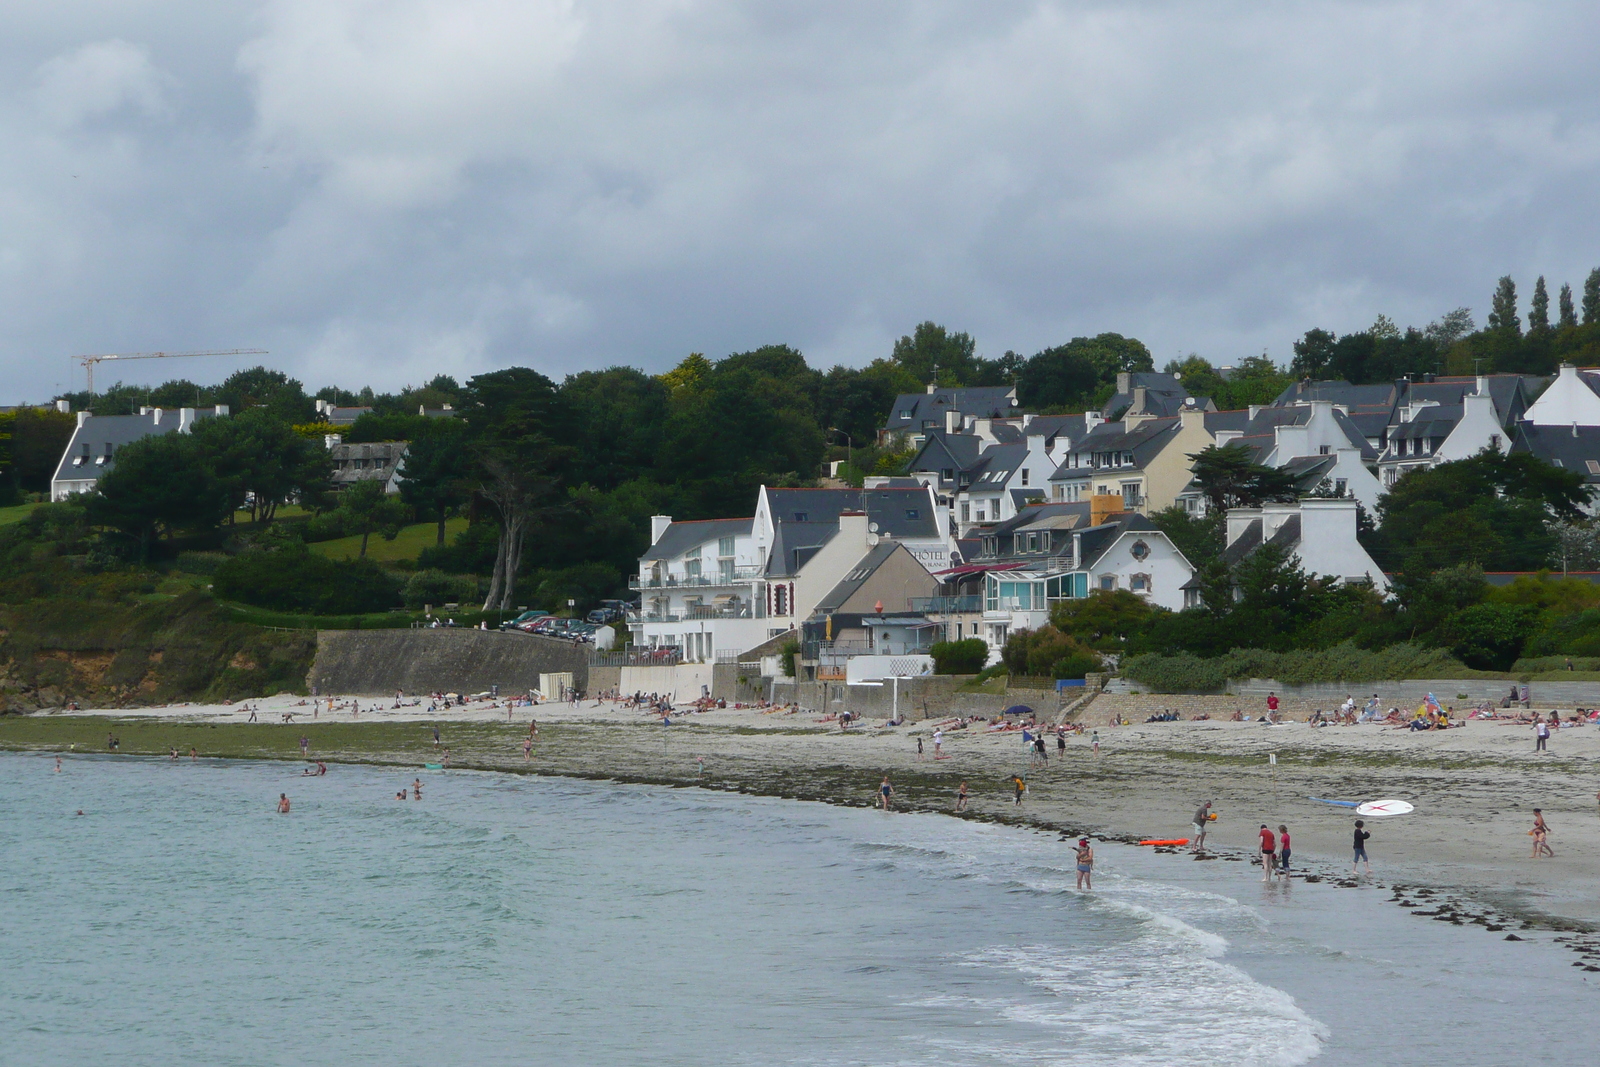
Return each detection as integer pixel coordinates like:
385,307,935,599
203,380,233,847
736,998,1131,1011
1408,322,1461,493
277,794,291,814
955,781,968,812
1012,775,1027,806
1531,809,1554,858
1075,838,1094,890
916,736,924,761
1191,800,1215,851
1258,824,1277,881
247,707,257,722
522,737,533,761
299,735,310,757
1276,824,1291,877
1535,718,1550,752
1352,820,1372,875
879,776,895,811
1090,730,1100,755
433,726,441,748
1057,732,1066,759
933,728,944,759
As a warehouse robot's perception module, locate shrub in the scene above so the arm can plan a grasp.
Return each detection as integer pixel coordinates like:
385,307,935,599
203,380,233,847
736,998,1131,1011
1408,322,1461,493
1121,642,1469,692
930,638,988,674
400,569,481,610
1442,603,1542,671
1002,625,1102,678
779,638,799,677
1051,652,1102,679
213,545,402,614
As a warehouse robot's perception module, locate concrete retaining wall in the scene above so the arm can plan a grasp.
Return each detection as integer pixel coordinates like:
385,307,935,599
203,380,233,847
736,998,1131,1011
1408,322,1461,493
1228,677,1600,707
768,676,1028,720
308,629,589,696
618,663,714,703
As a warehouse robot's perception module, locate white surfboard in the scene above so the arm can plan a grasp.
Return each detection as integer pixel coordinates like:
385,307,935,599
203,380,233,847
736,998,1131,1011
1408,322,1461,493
1356,799,1414,817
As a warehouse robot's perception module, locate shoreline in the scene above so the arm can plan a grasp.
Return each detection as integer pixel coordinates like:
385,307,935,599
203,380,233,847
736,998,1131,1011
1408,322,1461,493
7,699,1600,958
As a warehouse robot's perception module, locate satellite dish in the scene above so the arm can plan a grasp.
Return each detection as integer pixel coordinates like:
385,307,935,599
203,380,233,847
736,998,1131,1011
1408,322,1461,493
869,522,879,533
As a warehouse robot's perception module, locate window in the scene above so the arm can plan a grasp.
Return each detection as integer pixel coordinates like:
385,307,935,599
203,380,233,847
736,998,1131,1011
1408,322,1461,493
773,586,788,614
718,536,735,556
686,559,701,578
899,409,912,418
905,508,919,520
1027,533,1039,552
1021,468,1030,486
793,512,809,522
1130,574,1149,592
1334,478,1347,496
1319,445,1330,455
1129,540,1150,561
685,544,701,558
960,501,970,522
1100,575,1116,591
720,559,735,581
1588,460,1600,475
942,468,954,481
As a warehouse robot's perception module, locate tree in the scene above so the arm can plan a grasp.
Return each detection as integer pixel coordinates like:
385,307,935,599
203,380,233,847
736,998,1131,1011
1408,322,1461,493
1149,505,1224,569
333,479,410,558
1,407,74,496
1187,443,1302,513
1290,328,1337,378
1487,275,1521,337
1559,284,1578,329
396,423,472,545
214,366,316,424
191,408,331,523
817,360,920,447
1529,276,1551,333
891,322,981,386
1049,590,1156,650
930,638,988,674
1585,267,1600,326
1019,334,1152,408
1424,308,1475,350
458,367,576,610
87,432,230,560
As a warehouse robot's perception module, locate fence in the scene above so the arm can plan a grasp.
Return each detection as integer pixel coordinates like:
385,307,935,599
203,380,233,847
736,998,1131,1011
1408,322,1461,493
590,649,683,667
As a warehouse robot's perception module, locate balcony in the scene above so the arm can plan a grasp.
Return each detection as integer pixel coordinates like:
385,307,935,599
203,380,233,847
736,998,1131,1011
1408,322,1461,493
636,604,755,624
629,565,764,590
909,595,983,613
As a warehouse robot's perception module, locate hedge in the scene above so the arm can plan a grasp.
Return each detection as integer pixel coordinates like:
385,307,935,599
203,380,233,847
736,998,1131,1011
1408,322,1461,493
1121,642,1469,692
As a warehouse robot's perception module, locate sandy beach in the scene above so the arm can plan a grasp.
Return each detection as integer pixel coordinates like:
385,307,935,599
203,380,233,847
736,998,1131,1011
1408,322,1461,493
8,692,1600,944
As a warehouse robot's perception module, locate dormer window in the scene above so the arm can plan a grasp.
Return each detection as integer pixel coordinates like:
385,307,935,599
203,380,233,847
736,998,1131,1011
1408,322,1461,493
905,509,919,520
793,512,808,522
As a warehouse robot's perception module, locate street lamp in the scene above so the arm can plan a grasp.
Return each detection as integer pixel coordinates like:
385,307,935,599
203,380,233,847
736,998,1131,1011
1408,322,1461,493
827,427,853,479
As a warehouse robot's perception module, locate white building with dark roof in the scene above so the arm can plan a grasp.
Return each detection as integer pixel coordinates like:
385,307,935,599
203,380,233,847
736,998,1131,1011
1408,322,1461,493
1216,499,1388,595
878,384,1018,448
329,440,408,494
50,405,228,501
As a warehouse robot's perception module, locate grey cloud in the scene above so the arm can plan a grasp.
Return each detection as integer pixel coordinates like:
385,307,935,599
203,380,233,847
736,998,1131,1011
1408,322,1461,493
2,0,1600,400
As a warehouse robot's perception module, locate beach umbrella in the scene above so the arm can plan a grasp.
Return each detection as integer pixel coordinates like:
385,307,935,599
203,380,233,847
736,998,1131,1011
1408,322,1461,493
1002,705,1033,716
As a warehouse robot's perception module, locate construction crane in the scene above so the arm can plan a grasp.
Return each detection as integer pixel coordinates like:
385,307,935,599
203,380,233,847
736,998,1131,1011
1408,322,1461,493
74,349,267,395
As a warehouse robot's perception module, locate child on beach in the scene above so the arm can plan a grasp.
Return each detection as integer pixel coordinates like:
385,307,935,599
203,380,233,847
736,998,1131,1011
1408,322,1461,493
1352,820,1372,874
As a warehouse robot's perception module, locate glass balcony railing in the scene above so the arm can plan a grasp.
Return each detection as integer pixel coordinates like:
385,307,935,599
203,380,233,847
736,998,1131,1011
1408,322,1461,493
629,566,763,590
909,595,982,613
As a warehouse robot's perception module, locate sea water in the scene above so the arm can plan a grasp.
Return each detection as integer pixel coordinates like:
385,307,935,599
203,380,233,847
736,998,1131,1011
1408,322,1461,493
1,753,1593,1066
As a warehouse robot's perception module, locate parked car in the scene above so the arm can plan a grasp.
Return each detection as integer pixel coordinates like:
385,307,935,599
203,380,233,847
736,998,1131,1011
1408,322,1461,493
501,610,550,632
586,606,625,625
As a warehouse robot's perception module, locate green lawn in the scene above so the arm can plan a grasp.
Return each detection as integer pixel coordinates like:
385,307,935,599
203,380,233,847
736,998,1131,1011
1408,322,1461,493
0,503,39,526
308,517,468,562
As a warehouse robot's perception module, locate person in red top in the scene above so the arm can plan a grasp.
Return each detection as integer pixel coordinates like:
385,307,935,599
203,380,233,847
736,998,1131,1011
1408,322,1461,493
1258,824,1276,881
1276,824,1291,878
1266,692,1279,716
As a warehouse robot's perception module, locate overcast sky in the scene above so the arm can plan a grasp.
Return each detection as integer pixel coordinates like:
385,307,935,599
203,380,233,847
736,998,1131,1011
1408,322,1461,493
4,1,1599,400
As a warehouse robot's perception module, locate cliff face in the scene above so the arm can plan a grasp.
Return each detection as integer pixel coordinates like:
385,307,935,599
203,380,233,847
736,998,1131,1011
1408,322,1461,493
307,628,589,697
0,593,315,711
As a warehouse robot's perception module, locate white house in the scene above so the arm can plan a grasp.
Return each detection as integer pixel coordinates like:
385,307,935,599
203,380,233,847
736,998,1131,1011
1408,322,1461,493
1523,363,1600,427
1220,499,1389,595
632,517,765,663
1208,401,1385,510
1377,379,1515,488
50,405,229,501
958,498,1195,653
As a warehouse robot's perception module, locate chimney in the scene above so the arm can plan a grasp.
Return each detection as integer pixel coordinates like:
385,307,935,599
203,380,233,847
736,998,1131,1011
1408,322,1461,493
214,404,229,416
1090,493,1125,527
1084,410,1103,430
1226,507,1261,547
945,408,960,433
1116,372,1131,395
838,509,871,546
1021,412,1034,429
149,407,163,426
55,399,70,413
1131,386,1148,413
76,411,90,428
178,407,197,433
324,434,342,449
1213,429,1243,445
925,382,937,394
649,515,673,546
139,406,150,415
1476,374,1489,396
1179,408,1205,430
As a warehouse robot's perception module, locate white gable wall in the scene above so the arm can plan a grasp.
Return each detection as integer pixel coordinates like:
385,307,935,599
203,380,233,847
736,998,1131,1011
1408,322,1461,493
1524,364,1600,427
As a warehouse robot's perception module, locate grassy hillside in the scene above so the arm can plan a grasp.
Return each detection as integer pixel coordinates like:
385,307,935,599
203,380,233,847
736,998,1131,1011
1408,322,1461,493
308,517,468,562
0,503,37,526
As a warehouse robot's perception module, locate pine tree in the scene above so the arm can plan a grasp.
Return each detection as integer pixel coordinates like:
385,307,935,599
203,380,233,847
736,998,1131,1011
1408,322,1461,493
1584,267,1600,326
1487,275,1521,336
1559,283,1577,329
1529,276,1550,333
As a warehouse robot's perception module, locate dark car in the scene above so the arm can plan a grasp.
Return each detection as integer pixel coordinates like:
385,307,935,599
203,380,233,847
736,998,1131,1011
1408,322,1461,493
501,610,550,632
586,606,625,624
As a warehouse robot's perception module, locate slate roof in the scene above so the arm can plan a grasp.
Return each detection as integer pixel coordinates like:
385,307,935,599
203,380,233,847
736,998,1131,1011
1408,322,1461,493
761,487,941,577
640,517,754,562
1222,514,1304,567
813,542,918,614
1076,513,1168,570
1102,372,1200,419
1270,380,1399,410
1387,405,1462,443
881,387,1017,436
1233,405,1378,460
51,408,227,488
966,443,1027,489
1512,423,1600,485
1023,413,1088,443
906,432,986,477
1050,417,1180,480
330,441,408,488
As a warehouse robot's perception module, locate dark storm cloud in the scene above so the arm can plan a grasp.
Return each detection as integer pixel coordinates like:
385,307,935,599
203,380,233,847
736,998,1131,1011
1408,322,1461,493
3,1,1599,399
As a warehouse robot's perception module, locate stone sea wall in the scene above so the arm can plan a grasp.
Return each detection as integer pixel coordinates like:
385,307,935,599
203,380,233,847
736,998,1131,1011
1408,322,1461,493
308,629,589,697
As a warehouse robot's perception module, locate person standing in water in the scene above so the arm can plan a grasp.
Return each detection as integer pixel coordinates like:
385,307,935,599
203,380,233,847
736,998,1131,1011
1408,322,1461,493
412,778,423,800
1075,838,1094,890
54,756,62,773
878,776,895,810
1258,824,1277,881
955,781,968,812
1276,824,1292,877
277,794,291,814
